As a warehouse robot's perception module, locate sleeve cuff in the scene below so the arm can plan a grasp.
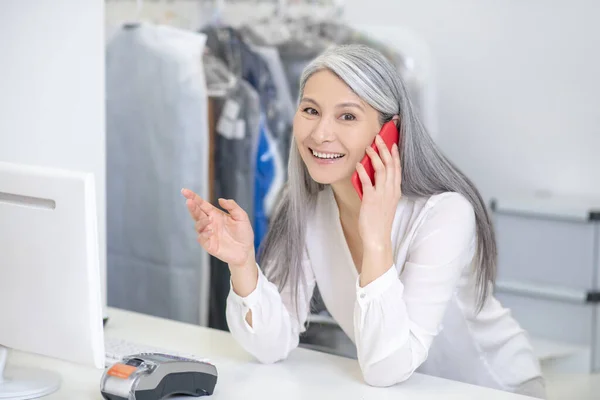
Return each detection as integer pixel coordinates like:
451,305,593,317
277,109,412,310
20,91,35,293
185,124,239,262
356,264,398,305
229,263,265,309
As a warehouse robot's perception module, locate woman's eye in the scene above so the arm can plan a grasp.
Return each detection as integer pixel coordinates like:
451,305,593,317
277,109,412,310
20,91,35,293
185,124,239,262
340,113,356,121
303,107,319,116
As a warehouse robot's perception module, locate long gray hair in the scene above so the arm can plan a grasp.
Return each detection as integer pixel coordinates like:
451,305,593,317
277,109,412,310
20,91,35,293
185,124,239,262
258,44,497,317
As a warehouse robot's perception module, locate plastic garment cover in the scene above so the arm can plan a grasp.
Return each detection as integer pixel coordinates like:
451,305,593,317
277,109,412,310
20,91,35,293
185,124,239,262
106,23,210,325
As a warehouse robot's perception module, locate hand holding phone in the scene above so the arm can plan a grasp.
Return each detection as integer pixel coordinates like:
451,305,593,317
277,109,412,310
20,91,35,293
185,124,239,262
351,120,400,200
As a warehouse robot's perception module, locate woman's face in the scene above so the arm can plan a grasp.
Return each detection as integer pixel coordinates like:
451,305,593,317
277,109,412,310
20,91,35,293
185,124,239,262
293,70,382,185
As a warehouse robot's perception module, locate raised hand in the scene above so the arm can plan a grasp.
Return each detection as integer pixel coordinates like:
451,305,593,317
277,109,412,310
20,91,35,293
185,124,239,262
181,189,255,269
354,135,402,251
354,135,402,286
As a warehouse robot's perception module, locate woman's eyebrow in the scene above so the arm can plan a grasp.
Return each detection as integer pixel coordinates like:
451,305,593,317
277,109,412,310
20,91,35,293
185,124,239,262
299,98,365,112
300,97,319,107
336,102,365,112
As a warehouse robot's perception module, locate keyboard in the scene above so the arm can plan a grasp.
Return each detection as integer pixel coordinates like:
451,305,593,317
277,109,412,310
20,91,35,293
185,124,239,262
104,337,210,367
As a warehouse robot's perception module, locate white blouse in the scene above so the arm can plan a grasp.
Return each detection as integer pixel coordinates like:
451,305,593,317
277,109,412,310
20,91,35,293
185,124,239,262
226,186,543,393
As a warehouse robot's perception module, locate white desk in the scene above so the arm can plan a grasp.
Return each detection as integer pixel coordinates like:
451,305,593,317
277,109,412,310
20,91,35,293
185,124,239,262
7,308,536,399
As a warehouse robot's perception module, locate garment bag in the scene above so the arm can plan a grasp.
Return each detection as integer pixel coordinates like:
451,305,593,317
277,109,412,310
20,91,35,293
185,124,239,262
106,24,210,325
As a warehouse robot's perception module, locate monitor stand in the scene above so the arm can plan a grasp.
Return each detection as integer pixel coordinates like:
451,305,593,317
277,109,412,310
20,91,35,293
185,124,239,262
0,345,61,399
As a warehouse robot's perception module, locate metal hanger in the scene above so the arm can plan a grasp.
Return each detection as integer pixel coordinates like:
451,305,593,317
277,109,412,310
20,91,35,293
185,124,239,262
123,0,144,29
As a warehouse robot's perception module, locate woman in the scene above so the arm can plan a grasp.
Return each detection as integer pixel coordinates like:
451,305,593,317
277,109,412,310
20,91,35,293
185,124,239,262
182,44,545,398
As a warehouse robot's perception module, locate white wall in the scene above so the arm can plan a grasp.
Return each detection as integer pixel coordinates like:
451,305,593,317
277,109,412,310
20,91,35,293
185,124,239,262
345,0,600,202
0,1,106,312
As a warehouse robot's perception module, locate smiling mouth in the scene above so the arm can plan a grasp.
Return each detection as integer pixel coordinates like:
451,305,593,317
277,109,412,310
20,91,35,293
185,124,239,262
310,148,346,160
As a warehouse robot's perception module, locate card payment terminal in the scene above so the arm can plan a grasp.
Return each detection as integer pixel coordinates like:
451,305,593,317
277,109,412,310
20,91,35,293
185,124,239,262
100,353,217,400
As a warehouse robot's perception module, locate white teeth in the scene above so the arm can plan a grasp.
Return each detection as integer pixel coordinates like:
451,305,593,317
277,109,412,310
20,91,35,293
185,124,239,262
311,149,344,159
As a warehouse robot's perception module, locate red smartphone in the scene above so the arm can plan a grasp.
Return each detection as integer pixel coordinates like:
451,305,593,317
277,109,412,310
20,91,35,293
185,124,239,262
351,120,400,200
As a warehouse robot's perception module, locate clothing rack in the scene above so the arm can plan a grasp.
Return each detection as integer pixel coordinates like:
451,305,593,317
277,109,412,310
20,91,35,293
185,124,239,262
207,0,344,22
105,0,345,31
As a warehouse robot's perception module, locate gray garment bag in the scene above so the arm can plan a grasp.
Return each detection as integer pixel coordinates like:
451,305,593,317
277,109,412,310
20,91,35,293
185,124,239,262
106,24,210,325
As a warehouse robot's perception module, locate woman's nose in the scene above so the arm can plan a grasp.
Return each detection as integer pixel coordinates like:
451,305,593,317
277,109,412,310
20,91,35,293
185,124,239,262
310,117,335,143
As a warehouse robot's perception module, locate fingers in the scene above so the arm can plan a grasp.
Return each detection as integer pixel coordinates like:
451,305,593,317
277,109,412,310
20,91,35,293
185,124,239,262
375,135,394,168
185,199,204,221
182,188,216,220
355,162,374,197
181,188,197,201
195,214,218,254
375,135,396,187
197,230,216,253
195,215,212,234
366,142,385,188
194,214,215,252
218,198,248,222
393,143,402,191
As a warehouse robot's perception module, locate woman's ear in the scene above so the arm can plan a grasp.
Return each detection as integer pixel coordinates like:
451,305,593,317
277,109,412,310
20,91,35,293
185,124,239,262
392,114,400,128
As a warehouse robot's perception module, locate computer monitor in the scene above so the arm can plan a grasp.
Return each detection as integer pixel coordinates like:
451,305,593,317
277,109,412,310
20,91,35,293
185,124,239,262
0,161,105,399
